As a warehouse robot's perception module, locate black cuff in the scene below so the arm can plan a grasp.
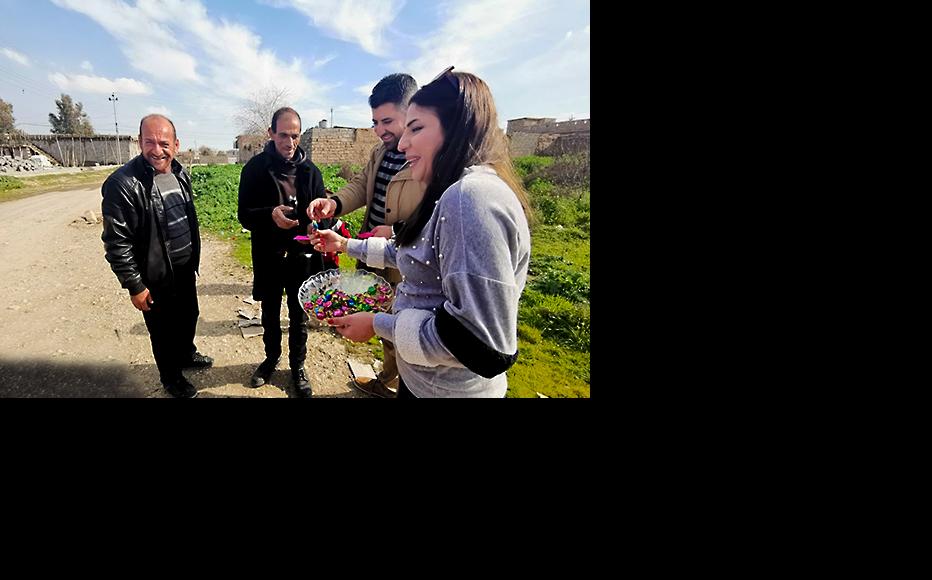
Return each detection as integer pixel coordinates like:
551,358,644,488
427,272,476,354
333,196,343,216
435,307,518,378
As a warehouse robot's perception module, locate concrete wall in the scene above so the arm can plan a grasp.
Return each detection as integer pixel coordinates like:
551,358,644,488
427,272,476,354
507,132,544,157
2,134,140,166
507,118,590,135
506,117,590,158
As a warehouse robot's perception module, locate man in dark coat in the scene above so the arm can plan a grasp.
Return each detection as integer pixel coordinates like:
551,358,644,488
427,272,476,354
237,107,332,397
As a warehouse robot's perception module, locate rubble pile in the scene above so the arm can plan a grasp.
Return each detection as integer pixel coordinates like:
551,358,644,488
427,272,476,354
0,156,43,173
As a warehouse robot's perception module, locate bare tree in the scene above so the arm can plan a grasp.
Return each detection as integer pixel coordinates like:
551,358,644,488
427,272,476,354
233,87,292,136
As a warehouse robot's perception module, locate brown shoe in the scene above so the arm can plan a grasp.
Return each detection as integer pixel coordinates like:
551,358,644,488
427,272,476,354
353,377,397,398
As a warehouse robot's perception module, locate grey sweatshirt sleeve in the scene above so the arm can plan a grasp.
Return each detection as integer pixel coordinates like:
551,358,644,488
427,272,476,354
346,237,397,270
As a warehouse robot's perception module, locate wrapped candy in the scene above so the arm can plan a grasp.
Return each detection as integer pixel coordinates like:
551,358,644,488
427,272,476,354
298,269,394,326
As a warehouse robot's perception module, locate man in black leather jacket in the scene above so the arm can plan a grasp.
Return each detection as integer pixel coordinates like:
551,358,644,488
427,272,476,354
101,114,212,398
237,107,332,397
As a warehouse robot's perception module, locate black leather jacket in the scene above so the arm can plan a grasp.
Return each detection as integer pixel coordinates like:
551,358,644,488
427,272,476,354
101,155,200,296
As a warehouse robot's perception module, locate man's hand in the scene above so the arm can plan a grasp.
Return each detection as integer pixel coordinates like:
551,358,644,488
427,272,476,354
131,288,154,311
370,225,393,239
328,312,376,342
307,198,337,221
272,205,299,229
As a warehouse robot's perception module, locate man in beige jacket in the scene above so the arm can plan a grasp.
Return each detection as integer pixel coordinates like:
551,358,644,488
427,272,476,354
308,73,427,398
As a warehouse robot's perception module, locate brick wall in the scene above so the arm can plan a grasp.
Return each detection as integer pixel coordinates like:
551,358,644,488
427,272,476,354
303,127,380,167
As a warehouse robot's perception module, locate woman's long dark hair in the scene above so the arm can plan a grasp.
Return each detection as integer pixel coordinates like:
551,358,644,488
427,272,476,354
395,70,531,247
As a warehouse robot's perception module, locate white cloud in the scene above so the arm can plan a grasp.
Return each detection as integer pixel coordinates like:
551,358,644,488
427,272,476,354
1,47,30,66
48,72,152,95
50,0,200,83
403,0,541,85
403,1,589,125
80,60,94,72
355,82,375,97
267,0,403,56
49,0,335,149
129,0,329,103
313,54,337,69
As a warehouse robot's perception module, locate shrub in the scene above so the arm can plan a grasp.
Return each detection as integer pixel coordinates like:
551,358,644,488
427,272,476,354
528,255,590,303
540,153,589,188
512,155,554,180
319,163,348,193
340,207,365,236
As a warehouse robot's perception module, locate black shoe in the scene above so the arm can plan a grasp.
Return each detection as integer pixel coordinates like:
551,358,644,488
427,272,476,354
352,377,397,398
162,376,198,398
182,352,214,369
292,368,312,398
250,356,279,388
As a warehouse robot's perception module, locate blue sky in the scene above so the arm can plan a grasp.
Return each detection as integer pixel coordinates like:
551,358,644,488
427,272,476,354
0,0,589,151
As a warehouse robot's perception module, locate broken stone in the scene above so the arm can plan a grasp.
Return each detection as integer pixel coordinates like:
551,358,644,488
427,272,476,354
237,308,258,319
347,359,376,381
241,326,263,339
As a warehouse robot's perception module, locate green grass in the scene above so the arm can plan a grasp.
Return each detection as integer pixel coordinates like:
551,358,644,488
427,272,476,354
0,175,24,193
505,155,591,398
190,163,350,267
507,327,591,398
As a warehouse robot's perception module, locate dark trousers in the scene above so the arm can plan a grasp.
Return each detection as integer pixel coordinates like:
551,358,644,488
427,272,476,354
261,250,313,370
142,262,199,383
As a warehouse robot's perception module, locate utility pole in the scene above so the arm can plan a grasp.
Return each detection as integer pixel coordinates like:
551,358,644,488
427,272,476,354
108,93,120,164
330,107,333,128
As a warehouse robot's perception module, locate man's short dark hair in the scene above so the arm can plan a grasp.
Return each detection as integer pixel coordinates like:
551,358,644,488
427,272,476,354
138,114,177,140
369,74,418,109
271,107,301,132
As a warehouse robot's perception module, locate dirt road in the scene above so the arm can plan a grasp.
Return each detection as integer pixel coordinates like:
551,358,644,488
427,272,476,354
0,186,373,398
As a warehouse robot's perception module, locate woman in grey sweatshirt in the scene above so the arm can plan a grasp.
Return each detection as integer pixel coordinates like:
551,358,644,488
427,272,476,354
310,68,531,398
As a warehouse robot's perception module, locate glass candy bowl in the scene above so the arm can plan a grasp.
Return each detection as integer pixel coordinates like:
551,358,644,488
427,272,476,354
298,269,394,326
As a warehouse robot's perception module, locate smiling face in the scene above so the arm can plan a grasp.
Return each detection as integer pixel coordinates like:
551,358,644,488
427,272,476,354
371,103,406,151
269,111,301,160
397,103,444,184
139,117,179,174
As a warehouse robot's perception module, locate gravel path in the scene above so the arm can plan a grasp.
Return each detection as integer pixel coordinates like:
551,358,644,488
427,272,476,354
0,186,374,398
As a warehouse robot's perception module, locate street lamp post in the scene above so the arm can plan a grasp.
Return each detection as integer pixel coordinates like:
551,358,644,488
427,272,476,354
108,93,120,164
